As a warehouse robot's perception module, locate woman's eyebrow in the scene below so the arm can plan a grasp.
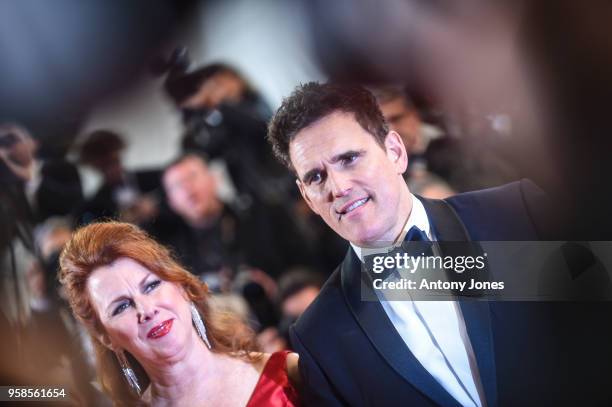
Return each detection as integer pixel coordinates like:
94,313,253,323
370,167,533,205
104,273,153,314
139,273,152,290
106,294,130,315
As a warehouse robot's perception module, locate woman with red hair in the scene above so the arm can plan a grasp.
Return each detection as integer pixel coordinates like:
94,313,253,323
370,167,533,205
59,221,300,406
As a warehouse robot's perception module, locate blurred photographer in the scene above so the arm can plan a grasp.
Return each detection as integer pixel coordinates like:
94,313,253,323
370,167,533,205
76,130,161,226
0,123,37,383
156,49,293,208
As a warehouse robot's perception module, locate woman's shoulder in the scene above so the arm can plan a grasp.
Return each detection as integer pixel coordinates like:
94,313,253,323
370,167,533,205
247,351,301,407
253,351,298,377
250,351,298,374
252,352,272,374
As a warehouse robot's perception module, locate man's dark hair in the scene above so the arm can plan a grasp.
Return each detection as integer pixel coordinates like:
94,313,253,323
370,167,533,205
277,268,325,305
368,85,415,109
79,130,125,165
163,152,208,176
165,63,244,104
267,82,389,170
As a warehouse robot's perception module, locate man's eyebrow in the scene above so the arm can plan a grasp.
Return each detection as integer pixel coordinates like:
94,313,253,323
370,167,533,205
302,167,322,183
300,150,365,182
329,150,364,163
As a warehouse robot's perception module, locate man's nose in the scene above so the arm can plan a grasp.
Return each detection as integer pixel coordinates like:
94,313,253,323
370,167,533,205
327,171,351,198
136,299,158,324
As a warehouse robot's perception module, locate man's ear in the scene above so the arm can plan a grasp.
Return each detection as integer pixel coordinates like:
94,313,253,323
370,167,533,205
384,131,408,175
296,179,319,215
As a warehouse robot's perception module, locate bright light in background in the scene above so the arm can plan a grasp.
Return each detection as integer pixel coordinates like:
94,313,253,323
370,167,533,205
80,0,323,171
192,0,324,108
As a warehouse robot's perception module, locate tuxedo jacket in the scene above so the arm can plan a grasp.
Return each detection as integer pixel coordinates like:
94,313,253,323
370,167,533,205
290,180,612,406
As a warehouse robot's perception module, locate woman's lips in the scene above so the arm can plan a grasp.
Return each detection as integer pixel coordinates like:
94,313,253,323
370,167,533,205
147,319,173,339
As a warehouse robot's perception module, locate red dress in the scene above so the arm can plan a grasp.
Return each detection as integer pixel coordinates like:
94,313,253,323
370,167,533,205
246,351,300,407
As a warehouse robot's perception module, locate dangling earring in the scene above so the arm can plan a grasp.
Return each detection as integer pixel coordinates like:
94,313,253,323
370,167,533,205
116,350,141,396
190,302,212,349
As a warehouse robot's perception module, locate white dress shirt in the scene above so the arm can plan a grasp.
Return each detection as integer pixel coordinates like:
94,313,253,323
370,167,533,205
351,194,484,407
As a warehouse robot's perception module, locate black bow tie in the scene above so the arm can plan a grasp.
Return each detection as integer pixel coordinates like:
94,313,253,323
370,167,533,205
404,226,430,243
362,226,433,284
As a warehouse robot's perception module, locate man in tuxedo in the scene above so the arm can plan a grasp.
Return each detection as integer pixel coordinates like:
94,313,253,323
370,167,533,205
267,82,612,406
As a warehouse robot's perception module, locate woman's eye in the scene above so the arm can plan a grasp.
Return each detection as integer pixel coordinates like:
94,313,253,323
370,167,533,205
145,280,161,294
113,301,131,316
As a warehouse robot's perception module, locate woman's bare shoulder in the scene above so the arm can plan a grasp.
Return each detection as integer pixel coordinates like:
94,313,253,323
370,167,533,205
249,350,300,386
251,352,272,375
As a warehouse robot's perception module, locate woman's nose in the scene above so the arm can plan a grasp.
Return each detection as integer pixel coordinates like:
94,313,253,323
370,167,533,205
136,300,158,324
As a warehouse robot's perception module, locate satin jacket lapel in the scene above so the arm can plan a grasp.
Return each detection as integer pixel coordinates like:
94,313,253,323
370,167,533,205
420,196,499,407
340,248,462,407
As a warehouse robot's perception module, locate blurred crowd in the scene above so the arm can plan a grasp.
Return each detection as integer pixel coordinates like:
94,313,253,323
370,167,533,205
0,49,547,404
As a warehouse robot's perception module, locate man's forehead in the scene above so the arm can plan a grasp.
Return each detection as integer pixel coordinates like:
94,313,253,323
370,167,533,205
165,157,205,180
381,96,411,113
289,112,367,161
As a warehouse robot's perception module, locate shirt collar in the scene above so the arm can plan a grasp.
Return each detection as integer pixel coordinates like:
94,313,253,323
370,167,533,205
351,193,432,262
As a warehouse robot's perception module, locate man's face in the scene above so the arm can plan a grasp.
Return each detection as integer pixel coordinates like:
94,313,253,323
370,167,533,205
290,111,411,246
379,96,422,154
95,150,123,185
163,157,218,225
282,286,320,319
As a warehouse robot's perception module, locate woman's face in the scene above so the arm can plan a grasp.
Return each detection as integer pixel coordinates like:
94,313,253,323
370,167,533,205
87,257,196,364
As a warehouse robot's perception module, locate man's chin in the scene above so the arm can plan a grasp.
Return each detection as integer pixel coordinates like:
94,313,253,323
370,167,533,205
345,229,387,248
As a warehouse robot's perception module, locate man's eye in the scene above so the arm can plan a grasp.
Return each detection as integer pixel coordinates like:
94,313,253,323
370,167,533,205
113,300,132,316
342,154,358,165
145,280,161,294
307,172,323,185
311,173,322,184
